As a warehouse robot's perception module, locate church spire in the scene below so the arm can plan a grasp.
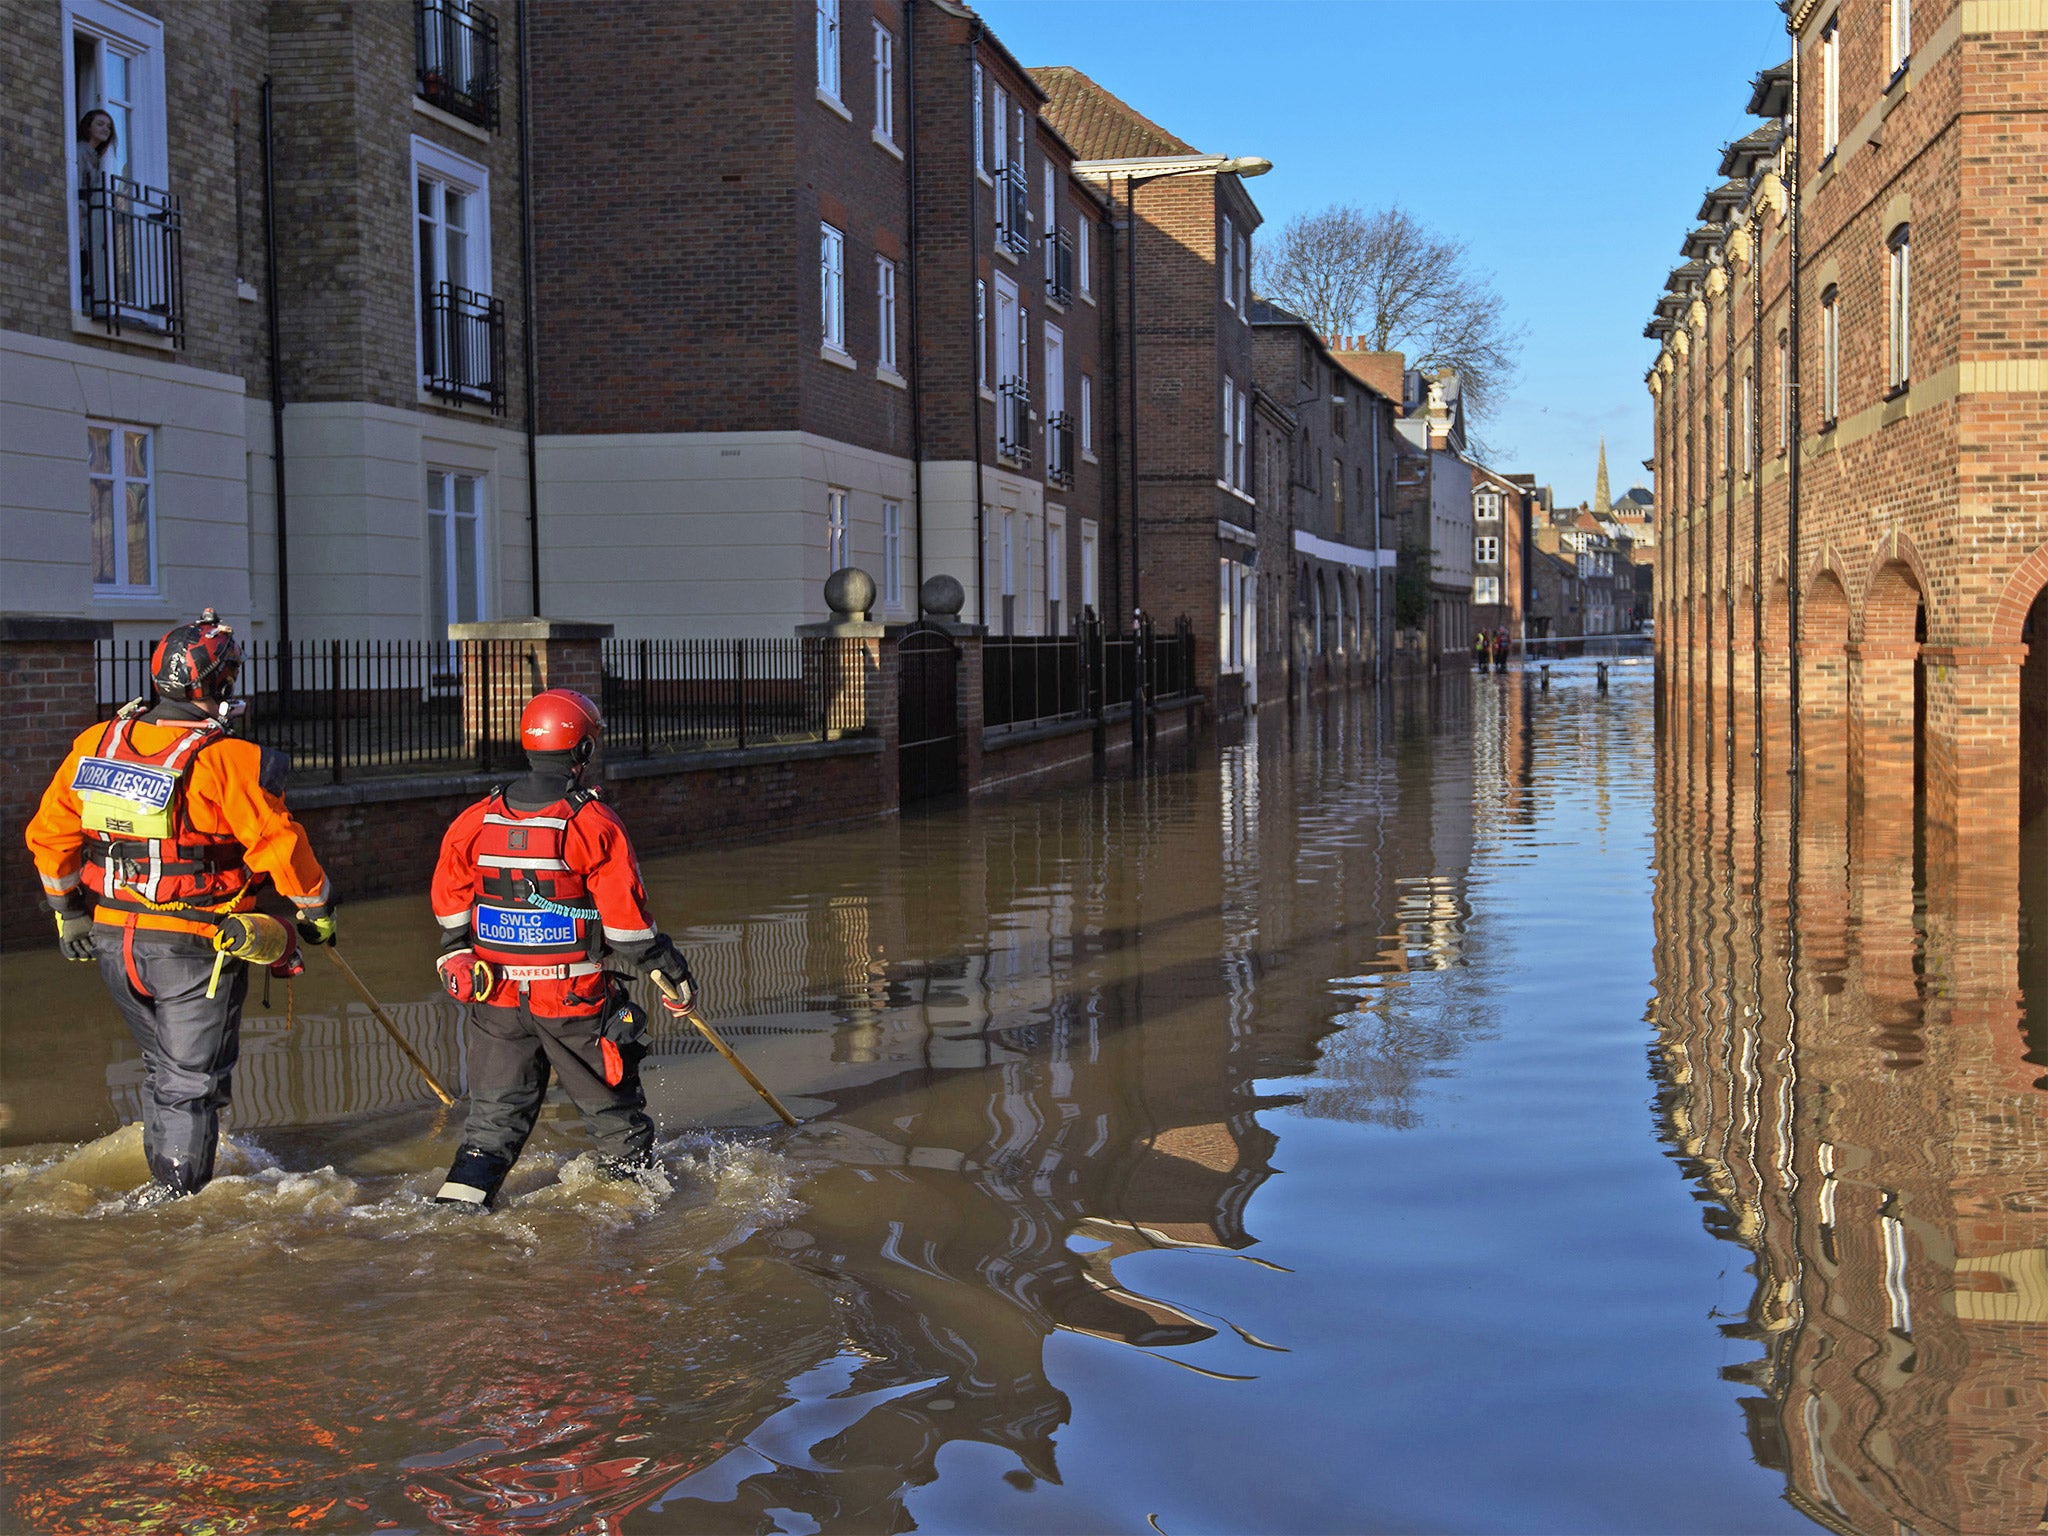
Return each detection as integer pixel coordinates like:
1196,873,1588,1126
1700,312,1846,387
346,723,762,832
1594,436,1611,515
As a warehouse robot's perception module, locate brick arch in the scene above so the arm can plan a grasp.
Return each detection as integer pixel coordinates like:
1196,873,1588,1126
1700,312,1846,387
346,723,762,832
1993,537,2048,647
1857,530,1932,646
1802,567,1852,649
1763,574,1790,649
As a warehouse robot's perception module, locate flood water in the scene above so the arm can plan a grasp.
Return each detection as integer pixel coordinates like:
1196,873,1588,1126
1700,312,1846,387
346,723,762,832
3,658,2042,1534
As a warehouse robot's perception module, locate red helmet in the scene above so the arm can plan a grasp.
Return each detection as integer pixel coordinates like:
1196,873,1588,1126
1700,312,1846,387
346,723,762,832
520,688,603,760
151,608,241,702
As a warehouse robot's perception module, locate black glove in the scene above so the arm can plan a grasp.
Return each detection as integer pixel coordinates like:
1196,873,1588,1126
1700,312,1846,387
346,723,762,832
295,901,338,947
53,904,96,963
628,936,695,1015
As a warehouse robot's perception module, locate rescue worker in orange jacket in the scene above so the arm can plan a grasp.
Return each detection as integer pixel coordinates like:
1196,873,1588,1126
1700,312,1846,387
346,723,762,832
428,688,696,1207
25,610,336,1204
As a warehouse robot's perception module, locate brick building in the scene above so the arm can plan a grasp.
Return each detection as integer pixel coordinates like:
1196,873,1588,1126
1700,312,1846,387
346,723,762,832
1467,462,1527,647
1031,65,1272,713
1644,0,2048,844
1248,306,1397,695
1387,367,1476,668
527,0,1117,638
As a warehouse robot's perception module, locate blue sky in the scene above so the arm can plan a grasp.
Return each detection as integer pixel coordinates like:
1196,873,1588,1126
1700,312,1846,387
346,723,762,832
978,0,1789,506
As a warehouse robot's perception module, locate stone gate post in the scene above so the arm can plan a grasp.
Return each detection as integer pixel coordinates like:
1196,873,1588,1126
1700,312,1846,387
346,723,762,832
449,619,613,765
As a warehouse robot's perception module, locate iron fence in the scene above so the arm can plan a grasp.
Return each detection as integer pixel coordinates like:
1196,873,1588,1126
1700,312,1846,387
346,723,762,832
423,281,506,412
601,637,870,757
997,164,1030,256
997,377,1032,464
984,615,1197,733
97,639,528,782
416,0,500,129
1046,410,1074,489
1045,227,1074,305
78,177,183,346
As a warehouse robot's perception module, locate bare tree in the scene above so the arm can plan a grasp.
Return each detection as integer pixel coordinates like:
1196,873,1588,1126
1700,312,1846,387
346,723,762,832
1257,203,1524,431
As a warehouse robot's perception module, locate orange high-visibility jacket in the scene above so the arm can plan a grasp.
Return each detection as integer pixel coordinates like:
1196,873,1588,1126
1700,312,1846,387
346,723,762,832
27,717,330,938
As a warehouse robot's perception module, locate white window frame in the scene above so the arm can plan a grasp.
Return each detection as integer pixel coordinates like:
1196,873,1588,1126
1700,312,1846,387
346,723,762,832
1475,535,1500,565
1237,231,1250,316
1474,575,1501,605
1219,558,1241,673
1042,162,1057,289
1000,508,1017,634
872,21,895,143
827,486,850,571
992,85,1009,174
1475,491,1501,521
816,0,841,104
820,222,847,356
876,254,898,374
1821,285,1840,423
972,62,986,176
1076,216,1091,298
976,278,988,390
1880,1204,1912,1335
1890,0,1911,75
1235,389,1248,491
1821,17,1840,157
64,0,170,325
411,136,492,395
1079,372,1094,456
426,467,487,645
1777,331,1790,450
882,499,902,609
1742,368,1756,475
1043,322,1064,416
1221,377,1235,484
86,419,156,595
1080,519,1099,616
1221,215,1234,311
1887,225,1909,390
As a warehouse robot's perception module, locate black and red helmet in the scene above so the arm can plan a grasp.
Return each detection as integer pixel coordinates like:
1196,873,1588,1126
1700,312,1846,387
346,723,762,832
151,608,241,702
520,688,603,761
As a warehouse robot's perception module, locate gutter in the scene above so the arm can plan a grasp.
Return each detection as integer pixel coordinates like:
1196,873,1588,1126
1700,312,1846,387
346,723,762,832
517,0,541,615
968,18,987,625
906,0,925,603
260,76,292,708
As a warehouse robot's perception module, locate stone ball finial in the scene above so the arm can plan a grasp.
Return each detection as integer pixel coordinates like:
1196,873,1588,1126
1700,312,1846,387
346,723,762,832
920,573,965,618
825,566,875,620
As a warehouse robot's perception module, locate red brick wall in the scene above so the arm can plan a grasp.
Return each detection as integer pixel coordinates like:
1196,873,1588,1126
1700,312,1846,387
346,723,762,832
1,633,106,948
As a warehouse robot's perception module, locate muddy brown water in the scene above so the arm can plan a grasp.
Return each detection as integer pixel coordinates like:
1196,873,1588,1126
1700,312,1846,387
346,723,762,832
2,661,2041,1534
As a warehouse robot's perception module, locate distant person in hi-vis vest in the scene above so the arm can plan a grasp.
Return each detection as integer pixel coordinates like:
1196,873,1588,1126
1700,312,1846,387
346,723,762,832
26,610,336,1205
427,688,698,1208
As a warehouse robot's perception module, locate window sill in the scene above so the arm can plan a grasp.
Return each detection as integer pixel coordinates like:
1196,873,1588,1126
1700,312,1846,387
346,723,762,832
1884,61,1910,98
995,243,1020,266
72,312,175,351
1214,480,1255,507
979,385,997,402
1045,295,1068,314
876,364,907,390
90,587,167,604
1081,450,1098,465
816,86,853,121
871,127,904,161
417,383,501,416
821,344,858,371
412,94,491,144
1079,290,1095,307
1883,380,1909,402
1819,416,1838,435
976,168,994,188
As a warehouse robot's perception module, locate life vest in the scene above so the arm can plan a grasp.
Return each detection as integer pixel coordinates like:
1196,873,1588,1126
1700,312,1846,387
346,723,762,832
467,789,606,982
75,715,254,915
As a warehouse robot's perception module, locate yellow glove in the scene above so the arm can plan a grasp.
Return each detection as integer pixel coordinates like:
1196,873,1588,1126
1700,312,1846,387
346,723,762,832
55,909,96,963
295,904,338,947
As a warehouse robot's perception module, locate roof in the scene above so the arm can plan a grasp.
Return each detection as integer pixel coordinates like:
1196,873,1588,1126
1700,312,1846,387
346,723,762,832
1027,65,1201,162
1681,223,1727,258
1666,260,1707,293
1748,60,1791,119
1719,122,1783,179
1697,179,1748,221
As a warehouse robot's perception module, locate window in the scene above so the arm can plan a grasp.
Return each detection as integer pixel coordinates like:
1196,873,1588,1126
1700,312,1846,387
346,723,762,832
1220,559,1240,672
68,1,173,334
1887,224,1910,392
416,0,499,130
827,487,849,570
1046,517,1065,633
1077,218,1091,297
1237,232,1250,314
1879,1199,1912,1336
1742,369,1755,475
820,223,846,353
972,62,985,175
1777,330,1790,450
816,0,841,102
882,500,902,609
992,85,1008,175
1079,372,1093,455
1474,575,1500,605
1222,215,1234,311
1821,17,1840,157
976,278,988,389
872,23,895,141
1475,535,1500,565
426,469,484,640
1042,162,1057,288
876,255,898,374
1332,457,1343,529
1236,389,1248,491
1222,378,1235,483
86,422,154,593
414,137,497,405
1890,0,1911,75
1820,284,1840,425
1475,491,1501,521
1080,519,1099,615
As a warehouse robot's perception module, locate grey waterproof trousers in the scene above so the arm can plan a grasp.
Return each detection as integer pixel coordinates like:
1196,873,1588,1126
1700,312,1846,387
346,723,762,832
460,994,653,1165
96,924,247,1193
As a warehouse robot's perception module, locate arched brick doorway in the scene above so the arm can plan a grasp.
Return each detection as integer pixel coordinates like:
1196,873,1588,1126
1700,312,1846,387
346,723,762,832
1802,569,1853,776
2017,573,2048,831
1854,558,1924,815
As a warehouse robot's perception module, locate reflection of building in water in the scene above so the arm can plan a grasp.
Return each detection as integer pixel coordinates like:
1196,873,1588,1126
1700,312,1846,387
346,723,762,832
1652,728,2045,1536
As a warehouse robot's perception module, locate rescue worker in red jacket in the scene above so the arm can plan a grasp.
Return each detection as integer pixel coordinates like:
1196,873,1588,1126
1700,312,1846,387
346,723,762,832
429,688,696,1207
25,610,336,1204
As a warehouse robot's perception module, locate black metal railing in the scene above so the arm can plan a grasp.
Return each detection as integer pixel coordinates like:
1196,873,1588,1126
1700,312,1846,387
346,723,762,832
423,282,506,412
1046,410,1074,489
1146,615,1196,701
983,634,1085,730
997,376,1031,464
1045,227,1074,305
77,177,183,345
998,165,1030,257
97,639,528,784
600,637,871,757
416,0,500,129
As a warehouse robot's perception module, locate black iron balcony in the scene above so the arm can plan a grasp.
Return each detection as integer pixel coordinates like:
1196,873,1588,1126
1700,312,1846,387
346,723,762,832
417,0,500,130
1046,410,1074,489
997,377,1031,465
423,281,507,412
998,165,1030,257
77,177,183,346
1045,227,1074,306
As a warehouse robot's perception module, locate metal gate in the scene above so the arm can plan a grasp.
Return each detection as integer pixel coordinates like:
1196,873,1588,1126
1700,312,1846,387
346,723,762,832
898,626,960,803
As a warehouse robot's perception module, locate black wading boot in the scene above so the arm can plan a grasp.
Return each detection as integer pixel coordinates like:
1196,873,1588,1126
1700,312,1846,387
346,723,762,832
435,1146,512,1209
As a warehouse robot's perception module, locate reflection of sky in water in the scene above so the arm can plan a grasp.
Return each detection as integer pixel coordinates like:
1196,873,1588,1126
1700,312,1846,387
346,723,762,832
3,660,2033,1532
